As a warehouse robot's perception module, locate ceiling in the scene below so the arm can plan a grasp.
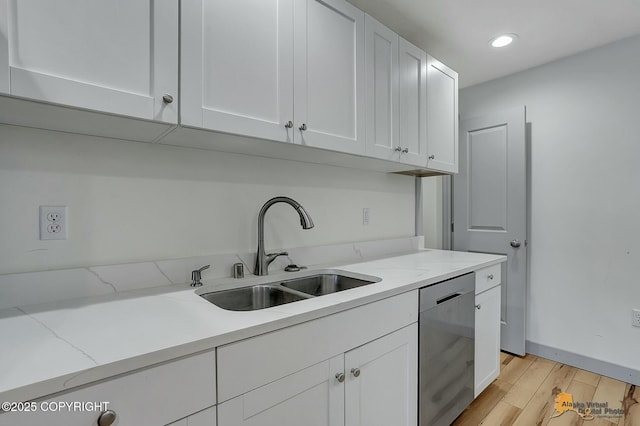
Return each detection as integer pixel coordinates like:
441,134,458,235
347,0,640,88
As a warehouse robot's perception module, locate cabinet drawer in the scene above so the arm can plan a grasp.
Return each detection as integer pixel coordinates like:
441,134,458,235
475,264,501,294
217,291,418,402
0,350,216,426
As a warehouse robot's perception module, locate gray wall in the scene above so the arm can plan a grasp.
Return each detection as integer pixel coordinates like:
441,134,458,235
460,35,640,371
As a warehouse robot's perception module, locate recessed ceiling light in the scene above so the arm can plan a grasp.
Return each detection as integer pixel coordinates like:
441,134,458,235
490,34,518,48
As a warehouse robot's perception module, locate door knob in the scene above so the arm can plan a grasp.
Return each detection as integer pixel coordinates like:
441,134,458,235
401,147,409,153
335,372,345,383
428,154,435,160
162,94,174,104
510,240,521,248
299,123,307,131
351,368,361,377
394,146,402,152
284,121,293,129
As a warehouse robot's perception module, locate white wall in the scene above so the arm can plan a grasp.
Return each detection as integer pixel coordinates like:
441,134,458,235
460,35,640,371
0,125,415,275
421,176,443,249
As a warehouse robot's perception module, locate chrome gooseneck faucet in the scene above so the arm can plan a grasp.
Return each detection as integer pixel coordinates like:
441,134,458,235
255,197,314,276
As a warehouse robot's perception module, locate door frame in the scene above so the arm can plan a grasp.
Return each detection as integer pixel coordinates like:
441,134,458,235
417,109,530,354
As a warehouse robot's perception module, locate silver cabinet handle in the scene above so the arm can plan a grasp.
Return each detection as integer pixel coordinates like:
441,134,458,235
402,147,409,153
335,372,345,383
97,410,117,426
284,121,293,129
428,154,435,160
510,240,522,248
162,94,174,104
487,274,494,280
351,368,361,377
394,146,402,152
475,304,481,310
299,123,307,131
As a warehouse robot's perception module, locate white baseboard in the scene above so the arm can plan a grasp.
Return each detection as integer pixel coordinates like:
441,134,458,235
526,340,640,386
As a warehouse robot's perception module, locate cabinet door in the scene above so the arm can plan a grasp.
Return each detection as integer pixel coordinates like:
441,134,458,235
364,15,399,161
1,0,177,123
168,406,217,426
181,0,294,142
218,356,344,426
426,55,459,173
294,0,365,155
475,285,501,397
398,39,427,166
0,351,216,426
344,323,417,426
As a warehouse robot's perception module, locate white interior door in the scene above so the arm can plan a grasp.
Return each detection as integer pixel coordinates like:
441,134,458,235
453,106,527,355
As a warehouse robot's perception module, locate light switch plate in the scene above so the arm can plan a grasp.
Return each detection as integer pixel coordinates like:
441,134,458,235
363,208,370,225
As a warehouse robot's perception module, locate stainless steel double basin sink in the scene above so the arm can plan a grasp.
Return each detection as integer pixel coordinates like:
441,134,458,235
199,271,381,311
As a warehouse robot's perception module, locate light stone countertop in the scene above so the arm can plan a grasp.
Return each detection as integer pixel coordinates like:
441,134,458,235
0,249,505,404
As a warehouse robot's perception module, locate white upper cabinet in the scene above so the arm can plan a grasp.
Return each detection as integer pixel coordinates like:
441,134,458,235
181,0,365,155
364,15,399,161
398,38,428,166
181,0,294,142
0,0,178,124
426,55,459,173
294,0,365,155
364,15,427,167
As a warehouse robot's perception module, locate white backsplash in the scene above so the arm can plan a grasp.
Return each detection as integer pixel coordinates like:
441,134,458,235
0,237,423,311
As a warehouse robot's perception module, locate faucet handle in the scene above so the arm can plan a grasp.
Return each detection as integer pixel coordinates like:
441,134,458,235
191,264,210,287
265,252,288,266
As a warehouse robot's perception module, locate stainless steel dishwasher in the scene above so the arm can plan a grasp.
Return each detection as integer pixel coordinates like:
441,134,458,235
419,272,475,426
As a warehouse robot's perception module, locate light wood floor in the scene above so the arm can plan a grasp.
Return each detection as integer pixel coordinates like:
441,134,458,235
453,352,639,426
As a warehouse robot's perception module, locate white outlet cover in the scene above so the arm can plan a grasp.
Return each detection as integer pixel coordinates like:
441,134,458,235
40,206,67,240
633,309,640,328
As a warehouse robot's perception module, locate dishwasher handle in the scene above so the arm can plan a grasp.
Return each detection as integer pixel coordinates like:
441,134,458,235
420,272,475,312
436,292,464,305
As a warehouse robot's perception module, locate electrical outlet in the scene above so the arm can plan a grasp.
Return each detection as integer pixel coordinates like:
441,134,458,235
40,206,67,240
632,309,640,328
362,208,371,226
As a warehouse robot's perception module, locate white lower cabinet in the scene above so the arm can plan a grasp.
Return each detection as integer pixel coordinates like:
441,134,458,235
168,406,217,426
216,291,418,426
218,324,417,426
344,324,417,426
218,356,344,426
0,351,216,426
474,265,502,397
